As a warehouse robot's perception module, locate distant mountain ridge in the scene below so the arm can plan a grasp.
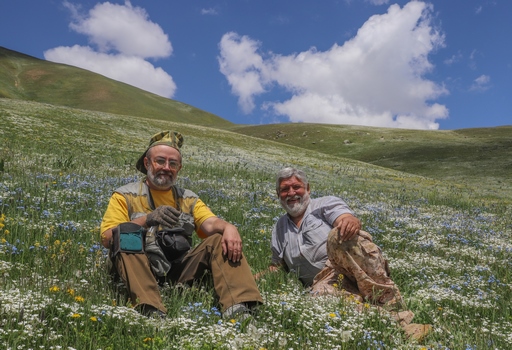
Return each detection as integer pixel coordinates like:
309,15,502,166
0,46,232,128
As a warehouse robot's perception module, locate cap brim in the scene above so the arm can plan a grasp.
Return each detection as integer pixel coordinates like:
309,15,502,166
136,151,148,174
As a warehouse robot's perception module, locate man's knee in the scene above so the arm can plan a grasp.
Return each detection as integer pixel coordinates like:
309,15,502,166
199,233,224,254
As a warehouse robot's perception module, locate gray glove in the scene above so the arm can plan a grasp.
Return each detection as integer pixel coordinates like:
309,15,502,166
146,206,181,228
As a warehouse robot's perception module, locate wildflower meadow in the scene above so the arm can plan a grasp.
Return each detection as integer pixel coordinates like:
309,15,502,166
1,98,511,349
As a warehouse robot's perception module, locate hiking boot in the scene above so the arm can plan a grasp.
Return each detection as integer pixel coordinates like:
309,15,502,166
403,323,432,342
137,304,167,319
223,303,252,320
390,310,415,326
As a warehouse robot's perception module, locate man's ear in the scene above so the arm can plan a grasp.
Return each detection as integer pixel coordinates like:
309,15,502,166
144,157,149,170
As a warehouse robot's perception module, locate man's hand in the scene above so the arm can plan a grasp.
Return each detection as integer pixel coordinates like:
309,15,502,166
146,206,181,228
254,265,279,280
199,217,244,263
221,224,243,262
334,214,361,242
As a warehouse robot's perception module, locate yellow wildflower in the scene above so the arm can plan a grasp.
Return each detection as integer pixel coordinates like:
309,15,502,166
67,288,75,296
90,316,98,322
329,313,336,318
71,313,81,318
143,338,153,343
75,296,85,303
49,285,60,292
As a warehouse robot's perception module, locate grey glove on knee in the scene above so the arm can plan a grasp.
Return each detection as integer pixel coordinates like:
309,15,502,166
146,206,181,228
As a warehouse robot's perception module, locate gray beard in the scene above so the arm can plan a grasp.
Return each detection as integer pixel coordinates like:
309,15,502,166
147,166,176,190
281,192,310,218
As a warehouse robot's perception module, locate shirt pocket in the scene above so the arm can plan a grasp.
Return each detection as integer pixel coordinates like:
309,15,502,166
301,216,329,247
300,218,329,264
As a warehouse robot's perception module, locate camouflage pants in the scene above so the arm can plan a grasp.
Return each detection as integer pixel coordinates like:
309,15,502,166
311,229,405,309
311,229,431,338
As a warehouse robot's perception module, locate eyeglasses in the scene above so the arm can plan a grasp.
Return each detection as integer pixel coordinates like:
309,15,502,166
279,184,305,194
148,157,181,170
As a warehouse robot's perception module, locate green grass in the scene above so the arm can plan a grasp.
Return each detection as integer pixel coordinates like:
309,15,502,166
1,98,512,349
231,123,512,199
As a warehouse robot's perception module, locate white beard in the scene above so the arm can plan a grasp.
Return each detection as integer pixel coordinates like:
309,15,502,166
281,191,310,218
147,166,175,190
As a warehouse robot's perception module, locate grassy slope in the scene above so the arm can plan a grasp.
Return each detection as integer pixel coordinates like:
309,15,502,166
0,46,232,128
231,123,512,198
1,98,509,206
1,46,510,198
3,49,512,350
2,99,512,349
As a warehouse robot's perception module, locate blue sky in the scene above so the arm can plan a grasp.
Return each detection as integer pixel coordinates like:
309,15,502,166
1,0,510,130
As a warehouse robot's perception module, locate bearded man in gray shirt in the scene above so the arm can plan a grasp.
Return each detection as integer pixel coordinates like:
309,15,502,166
257,167,431,342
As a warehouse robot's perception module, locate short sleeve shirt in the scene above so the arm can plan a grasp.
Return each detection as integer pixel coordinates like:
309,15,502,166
271,196,353,286
100,190,215,238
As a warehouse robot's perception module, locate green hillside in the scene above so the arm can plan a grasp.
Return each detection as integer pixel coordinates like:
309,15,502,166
1,48,512,350
232,123,512,198
1,46,510,199
1,98,511,349
0,46,232,128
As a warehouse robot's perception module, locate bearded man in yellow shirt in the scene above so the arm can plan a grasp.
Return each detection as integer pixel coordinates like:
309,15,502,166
100,131,262,318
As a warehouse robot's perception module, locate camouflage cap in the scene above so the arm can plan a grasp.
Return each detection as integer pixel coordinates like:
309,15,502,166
136,130,184,174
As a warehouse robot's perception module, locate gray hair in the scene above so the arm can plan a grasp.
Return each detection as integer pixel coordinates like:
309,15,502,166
276,167,309,194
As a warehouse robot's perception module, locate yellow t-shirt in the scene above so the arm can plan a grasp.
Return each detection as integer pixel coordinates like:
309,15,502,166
100,188,215,239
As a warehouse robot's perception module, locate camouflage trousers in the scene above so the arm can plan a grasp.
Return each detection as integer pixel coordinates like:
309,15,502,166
311,229,412,321
310,229,435,340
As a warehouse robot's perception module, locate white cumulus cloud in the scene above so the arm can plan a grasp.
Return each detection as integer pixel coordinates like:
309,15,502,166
218,1,448,130
218,33,269,113
44,1,176,98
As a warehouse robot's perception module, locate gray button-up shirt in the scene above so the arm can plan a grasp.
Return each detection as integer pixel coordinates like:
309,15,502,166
271,196,353,286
